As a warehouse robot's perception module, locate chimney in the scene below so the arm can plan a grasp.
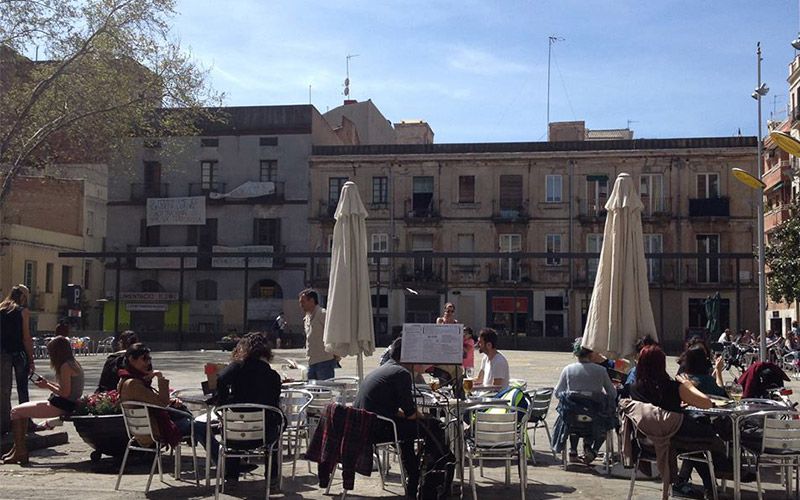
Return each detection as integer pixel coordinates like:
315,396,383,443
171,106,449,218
548,121,587,142
343,99,358,105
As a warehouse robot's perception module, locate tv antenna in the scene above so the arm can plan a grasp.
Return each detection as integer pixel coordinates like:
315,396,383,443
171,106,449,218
344,54,359,97
546,35,564,133
626,119,638,130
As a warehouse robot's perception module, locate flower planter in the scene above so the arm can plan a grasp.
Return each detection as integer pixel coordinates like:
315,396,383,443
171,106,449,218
66,414,128,462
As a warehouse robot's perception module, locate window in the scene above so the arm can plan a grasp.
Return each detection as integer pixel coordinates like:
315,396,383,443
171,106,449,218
60,265,72,294
640,174,665,215
259,136,278,146
139,219,160,246
587,234,604,282
196,279,218,300
696,234,720,283
143,161,162,197
697,173,720,198
411,233,434,276
83,260,91,290
546,175,563,203
250,279,283,299
586,176,609,216
45,263,54,293
546,234,562,266
371,233,389,265
200,160,217,190
253,218,281,246
499,233,522,281
259,160,277,182
458,176,475,203
200,138,219,147
412,176,434,216
86,210,95,236
457,233,475,265
688,298,731,331
499,175,523,215
328,177,348,208
372,176,388,206
643,233,663,282
187,218,218,249
24,260,36,291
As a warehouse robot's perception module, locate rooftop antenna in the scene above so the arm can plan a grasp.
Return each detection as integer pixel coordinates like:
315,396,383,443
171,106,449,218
309,84,312,104
344,54,359,98
546,35,564,136
626,119,638,130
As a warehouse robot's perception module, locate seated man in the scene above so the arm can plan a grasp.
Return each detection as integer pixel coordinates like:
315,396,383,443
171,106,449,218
354,338,450,499
474,328,509,388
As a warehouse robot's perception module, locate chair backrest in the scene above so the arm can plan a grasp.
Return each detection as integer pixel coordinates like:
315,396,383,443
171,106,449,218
528,387,554,421
216,403,285,449
120,401,158,444
280,389,313,428
468,405,527,449
329,376,359,384
509,379,528,390
761,411,800,454
304,387,336,412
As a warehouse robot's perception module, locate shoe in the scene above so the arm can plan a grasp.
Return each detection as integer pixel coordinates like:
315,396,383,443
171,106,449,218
671,482,704,499
240,463,258,474
567,451,579,462
2,419,29,465
580,451,596,465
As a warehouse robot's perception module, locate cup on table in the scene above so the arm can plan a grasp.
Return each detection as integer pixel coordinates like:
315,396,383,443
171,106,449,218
463,377,474,395
726,381,744,402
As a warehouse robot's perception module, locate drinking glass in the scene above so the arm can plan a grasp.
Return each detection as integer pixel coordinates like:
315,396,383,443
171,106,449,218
726,382,744,403
463,377,474,396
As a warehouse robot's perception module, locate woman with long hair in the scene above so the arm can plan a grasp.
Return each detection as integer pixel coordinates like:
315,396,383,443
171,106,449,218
435,302,458,324
3,336,84,465
0,285,35,435
216,332,282,486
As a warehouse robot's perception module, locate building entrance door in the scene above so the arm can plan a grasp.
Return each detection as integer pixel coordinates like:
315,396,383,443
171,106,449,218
130,310,166,333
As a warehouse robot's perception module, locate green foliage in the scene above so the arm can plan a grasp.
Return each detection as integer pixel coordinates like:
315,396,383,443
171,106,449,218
765,195,800,305
0,0,224,204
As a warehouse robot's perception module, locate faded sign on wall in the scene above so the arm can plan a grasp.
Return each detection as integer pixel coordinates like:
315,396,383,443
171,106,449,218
147,197,206,226
212,245,274,268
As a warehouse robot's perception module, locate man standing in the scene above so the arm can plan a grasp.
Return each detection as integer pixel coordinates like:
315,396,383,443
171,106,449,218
299,289,336,380
475,328,510,388
272,311,286,349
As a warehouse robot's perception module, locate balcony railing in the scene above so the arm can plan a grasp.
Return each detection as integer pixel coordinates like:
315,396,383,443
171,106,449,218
491,200,530,223
318,200,337,220
130,183,169,201
641,197,672,218
403,199,440,222
577,198,607,220
688,197,729,218
188,182,226,196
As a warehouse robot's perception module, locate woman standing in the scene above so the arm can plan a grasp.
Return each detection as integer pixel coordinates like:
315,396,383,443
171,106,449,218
3,336,84,465
435,302,458,324
0,285,34,436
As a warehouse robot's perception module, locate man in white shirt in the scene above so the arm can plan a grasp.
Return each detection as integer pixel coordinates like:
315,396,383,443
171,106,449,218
475,328,509,388
717,328,733,344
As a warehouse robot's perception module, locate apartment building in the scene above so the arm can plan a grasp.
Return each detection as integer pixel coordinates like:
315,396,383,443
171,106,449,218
0,166,108,331
309,123,759,350
762,55,800,333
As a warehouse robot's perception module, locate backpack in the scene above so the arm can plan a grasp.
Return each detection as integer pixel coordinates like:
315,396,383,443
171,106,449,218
416,420,456,500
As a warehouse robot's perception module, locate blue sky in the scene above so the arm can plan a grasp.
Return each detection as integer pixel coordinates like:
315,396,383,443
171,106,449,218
174,1,800,143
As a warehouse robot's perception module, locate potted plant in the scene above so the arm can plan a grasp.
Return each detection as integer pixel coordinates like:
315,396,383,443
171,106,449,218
66,390,128,462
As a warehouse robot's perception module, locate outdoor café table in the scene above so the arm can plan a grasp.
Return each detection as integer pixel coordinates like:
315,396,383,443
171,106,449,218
686,399,789,500
172,388,215,487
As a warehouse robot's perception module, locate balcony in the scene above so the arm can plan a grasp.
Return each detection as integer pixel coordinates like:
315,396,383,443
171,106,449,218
765,207,793,230
396,259,443,284
130,183,169,201
404,199,441,223
641,198,672,221
317,201,337,222
688,197,729,218
188,182,226,197
577,198,607,223
491,200,530,223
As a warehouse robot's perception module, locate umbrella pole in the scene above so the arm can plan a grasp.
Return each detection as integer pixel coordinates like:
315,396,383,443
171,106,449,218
356,352,364,382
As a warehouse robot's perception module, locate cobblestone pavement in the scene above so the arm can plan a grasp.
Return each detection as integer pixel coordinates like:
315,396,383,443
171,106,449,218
0,348,795,499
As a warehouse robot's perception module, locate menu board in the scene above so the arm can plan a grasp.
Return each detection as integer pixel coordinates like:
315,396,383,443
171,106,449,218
400,323,463,364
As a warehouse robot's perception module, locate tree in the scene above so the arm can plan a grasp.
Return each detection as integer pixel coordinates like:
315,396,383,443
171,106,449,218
765,195,800,306
0,0,223,205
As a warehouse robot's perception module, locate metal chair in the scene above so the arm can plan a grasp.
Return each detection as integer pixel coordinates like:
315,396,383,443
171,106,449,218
214,403,286,499
525,387,557,464
97,336,115,355
741,410,800,500
115,401,199,493
462,404,529,500
279,389,313,478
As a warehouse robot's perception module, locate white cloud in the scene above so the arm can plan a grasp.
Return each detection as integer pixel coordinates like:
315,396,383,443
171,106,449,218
446,46,532,76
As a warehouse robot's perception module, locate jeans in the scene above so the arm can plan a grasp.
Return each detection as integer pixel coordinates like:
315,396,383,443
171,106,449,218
10,353,30,405
175,417,219,464
0,353,12,435
307,359,337,380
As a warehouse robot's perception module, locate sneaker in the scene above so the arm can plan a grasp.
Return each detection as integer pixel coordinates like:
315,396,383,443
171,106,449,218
671,482,704,499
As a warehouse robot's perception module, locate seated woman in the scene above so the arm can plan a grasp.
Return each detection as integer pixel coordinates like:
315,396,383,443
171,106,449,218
681,347,726,398
96,330,139,393
215,332,282,486
117,344,218,464
3,336,84,465
554,340,617,464
629,344,732,499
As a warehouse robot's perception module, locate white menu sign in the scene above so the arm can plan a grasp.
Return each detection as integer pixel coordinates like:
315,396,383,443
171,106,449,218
147,196,206,226
400,323,463,365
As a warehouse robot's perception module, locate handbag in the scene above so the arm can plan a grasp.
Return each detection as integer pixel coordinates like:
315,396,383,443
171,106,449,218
48,393,77,413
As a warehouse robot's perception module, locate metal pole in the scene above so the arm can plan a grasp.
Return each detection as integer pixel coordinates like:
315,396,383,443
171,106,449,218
376,257,381,338
114,257,121,336
757,43,768,361
178,256,184,350
243,256,250,332
736,258,742,332
547,38,553,133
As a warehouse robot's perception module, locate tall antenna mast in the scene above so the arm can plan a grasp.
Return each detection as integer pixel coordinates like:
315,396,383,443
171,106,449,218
344,54,360,98
546,36,564,137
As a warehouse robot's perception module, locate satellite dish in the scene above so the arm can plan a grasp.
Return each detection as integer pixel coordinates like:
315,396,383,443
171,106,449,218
344,77,350,86
344,87,350,96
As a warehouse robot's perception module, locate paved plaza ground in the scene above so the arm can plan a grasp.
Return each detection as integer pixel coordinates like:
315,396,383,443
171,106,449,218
0,348,795,499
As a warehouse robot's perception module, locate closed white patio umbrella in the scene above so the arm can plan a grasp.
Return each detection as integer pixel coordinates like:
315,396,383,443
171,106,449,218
581,173,657,358
324,181,375,381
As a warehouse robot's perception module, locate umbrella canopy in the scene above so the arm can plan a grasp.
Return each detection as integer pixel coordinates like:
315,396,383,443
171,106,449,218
704,292,721,337
581,173,658,358
324,181,375,380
